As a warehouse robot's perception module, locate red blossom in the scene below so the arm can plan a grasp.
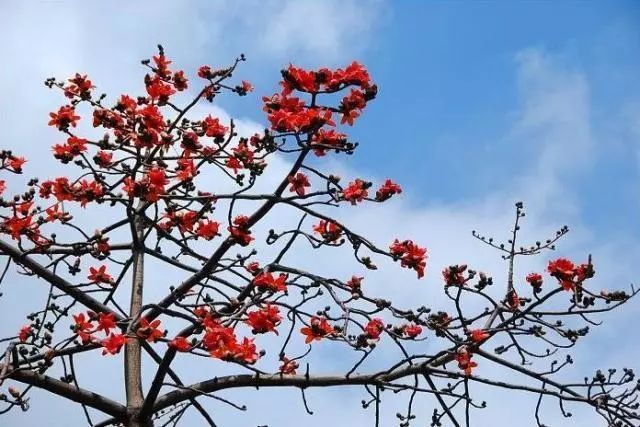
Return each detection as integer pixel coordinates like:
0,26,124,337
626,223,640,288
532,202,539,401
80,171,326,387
403,323,422,339
245,305,282,334
18,325,32,343
88,265,112,284
196,219,220,240
287,172,311,196
442,265,467,287
168,336,192,352
342,179,369,205
173,71,188,91
48,105,80,130
468,329,490,343
526,272,543,291
455,347,477,376
300,316,334,344
253,272,288,293
228,215,254,246
375,179,402,202
96,312,117,334
346,275,363,291
390,239,428,278
73,313,93,344
101,333,125,355
279,356,299,375
364,318,385,340
313,219,342,242
136,318,164,343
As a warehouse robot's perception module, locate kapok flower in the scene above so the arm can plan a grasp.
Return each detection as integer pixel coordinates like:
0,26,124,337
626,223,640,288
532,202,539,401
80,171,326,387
364,318,385,340
96,312,117,334
279,356,299,375
313,220,343,242
253,272,288,293
287,173,311,196
442,265,467,287
48,105,80,130
375,179,402,202
341,179,370,205
403,323,422,339
88,265,113,285
468,329,490,343
136,318,164,343
526,272,543,292
346,276,363,291
101,333,125,355
168,336,192,352
390,239,428,279
245,305,282,334
300,316,334,344
196,219,220,240
455,346,477,376
18,325,32,343
73,313,94,343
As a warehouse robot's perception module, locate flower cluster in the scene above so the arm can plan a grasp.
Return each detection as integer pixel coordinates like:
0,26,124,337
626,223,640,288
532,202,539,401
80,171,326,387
547,258,594,291
390,239,428,278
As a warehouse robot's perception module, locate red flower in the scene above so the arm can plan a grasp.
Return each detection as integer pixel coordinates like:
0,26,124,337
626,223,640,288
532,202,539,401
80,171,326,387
196,219,220,240
101,333,125,355
136,318,164,343
442,265,467,287
146,76,176,102
390,239,428,279
234,337,259,364
0,180,5,196
88,265,113,285
73,313,93,344
403,323,422,339
241,80,254,92
18,325,32,343
253,272,288,293
507,289,520,311
48,105,80,130
65,73,94,98
279,356,299,375
346,275,363,290
94,151,113,168
287,173,311,196
455,346,477,376
468,329,490,343
168,336,192,352
313,220,342,242
547,258,579,291
198,65,213,79
246,305,282,334
152,54,172,78
375,179,402,202
4,156,26,173
300,316,334,344
526,272,543,291
173,71,188,91
96,312,117,334
245,261,261,275
547,258,575,278
342,179,369,205
116,94,137,114
364,318,385,340
228,215,254,246
311,129,348,156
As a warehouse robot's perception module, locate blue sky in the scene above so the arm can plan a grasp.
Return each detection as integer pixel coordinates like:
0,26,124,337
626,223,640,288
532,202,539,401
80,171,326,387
1,1,639,426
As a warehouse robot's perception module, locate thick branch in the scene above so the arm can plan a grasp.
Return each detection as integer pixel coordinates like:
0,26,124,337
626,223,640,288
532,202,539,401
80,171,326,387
9,369,126,417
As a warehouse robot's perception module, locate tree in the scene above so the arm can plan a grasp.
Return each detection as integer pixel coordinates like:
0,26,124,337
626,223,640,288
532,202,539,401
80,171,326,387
0,46,638,427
